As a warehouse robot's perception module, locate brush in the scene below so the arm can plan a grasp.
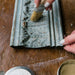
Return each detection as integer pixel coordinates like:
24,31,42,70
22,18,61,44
30,0,46,21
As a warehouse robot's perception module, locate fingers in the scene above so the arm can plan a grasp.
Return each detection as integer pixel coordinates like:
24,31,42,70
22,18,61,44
71,30,75,34
60,30,75,54
44,0,55,8
34,0,41,8
46,4,52,10
34,0,54,10
64,44,75,54
64,34,75,45
60,30,75,45
46,6,52,10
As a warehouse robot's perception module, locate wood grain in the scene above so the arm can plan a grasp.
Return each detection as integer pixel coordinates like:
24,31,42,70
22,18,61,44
0,0,75,75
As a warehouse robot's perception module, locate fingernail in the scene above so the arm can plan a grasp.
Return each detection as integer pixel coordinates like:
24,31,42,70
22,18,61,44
60,39,65,45
44,2,50,8
34,3,36,8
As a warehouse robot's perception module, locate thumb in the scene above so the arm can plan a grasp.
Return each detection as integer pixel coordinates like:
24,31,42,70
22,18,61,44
64,34,75,45
64,44,75,54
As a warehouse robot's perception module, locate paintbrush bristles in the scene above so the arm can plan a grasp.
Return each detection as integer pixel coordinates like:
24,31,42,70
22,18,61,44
30,11,43,22
30,0,46,22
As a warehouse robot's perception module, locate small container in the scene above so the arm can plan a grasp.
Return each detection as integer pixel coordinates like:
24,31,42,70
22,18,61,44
57,60,75,75
57,65,61,75
5,66,34,75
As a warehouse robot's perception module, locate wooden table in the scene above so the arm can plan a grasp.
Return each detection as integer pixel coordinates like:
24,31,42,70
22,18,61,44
0,0,75,75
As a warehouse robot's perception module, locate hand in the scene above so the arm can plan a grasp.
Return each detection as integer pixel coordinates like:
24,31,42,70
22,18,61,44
34,0,55,10
60,30,75,54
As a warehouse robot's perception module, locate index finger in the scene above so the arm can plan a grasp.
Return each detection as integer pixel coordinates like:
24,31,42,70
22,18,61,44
34,0,41,7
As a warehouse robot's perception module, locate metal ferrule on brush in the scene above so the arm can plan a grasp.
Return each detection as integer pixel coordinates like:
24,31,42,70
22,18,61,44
34,4,45,12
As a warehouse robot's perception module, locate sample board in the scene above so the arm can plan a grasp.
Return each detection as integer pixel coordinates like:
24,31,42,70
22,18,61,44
10,0,63,48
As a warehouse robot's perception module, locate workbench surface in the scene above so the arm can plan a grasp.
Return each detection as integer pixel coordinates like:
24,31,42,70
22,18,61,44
0,0,75,75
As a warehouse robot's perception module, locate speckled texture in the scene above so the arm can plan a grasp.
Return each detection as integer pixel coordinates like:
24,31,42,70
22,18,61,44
0,0,75,75
10,0,63,47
